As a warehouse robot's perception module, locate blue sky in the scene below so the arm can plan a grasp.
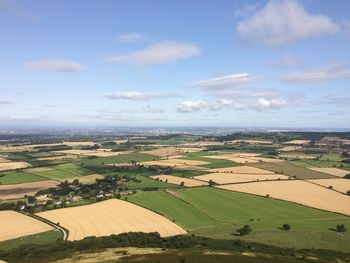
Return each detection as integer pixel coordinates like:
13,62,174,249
1,0,350,128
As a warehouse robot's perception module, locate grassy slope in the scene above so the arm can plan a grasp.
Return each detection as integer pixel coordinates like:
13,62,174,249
0,171,46,185
125,176,179,190
130,187,350,251
0,230,62,251
249,161,335,179
30,169,77,181
51,163,92,176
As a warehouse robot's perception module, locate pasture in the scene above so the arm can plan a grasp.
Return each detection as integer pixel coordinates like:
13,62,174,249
0,170,46,185
151,175,207,187
0,211,54,242
37,199,186,241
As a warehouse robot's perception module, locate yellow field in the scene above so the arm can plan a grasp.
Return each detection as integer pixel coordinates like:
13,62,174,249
66,174,105,184
203,154,282,164
194,172,289,184
0,161,31,171
0,180,59,200
142,160,208,170
217,180,350,216
308,167,349,177
206,166,275,174
63,141,95,146
285,140,311,145
37,199,186,241
307,179,350,193
142,146,201,157
56,149,133,157
151,175,208,187
0,210,54,242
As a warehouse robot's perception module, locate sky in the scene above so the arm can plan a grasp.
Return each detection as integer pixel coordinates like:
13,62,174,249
1,0,350,128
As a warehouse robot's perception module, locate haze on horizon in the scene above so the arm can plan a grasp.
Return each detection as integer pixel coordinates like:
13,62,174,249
1,0,350,128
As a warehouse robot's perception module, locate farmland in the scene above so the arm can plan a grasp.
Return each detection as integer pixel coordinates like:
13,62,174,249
1,132,350,260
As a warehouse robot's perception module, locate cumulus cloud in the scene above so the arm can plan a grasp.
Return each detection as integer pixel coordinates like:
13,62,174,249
26,59,82,72
177,100,208,113
190,73,260,89
268,53,303,69
116,33,144,43
236,0,340,47
110,41,200,66
177,98,287,113
279,64,350,84
255,98,286,111
106,91,176,101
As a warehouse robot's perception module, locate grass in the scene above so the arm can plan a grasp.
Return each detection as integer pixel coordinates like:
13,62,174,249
76,153,158,166
125,175,178,190
0,230,62,251
51,163,92,176
0,170,46,185
170,169,208,178
249,161,334,179
130,187,350,251
30,169,77,181
183,154,240,169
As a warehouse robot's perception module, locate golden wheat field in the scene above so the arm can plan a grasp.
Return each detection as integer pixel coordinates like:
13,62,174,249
0,161,31,172
308,167,349,177
206,166,276,174
151,175,208,187
217,180,350,216
0,210,54,242
37,199,187,241
307,178,350,194
194,172,289,184
56,149,133,157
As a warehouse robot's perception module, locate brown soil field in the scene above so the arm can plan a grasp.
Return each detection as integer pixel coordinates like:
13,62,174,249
0,210,54,242
151,175,208,187
194,172,289,184
308,167,349,177
285,140,311,145
37,199,187,241
56,149,133,157
142,146,201,157
0,161,31,172
66,174,104,184
217,180,350,216
230,140,272,145
206,166,275,174
307,179,350,194
0,180,59,200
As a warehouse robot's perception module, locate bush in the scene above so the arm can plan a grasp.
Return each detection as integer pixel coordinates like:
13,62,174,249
282,224,291,231
237,225,252,236
336,224,347,233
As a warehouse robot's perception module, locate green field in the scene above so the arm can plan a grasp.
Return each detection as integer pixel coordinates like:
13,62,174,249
249,161,335,179
76,153,158,166
0,230,62,251
183,155,240,169
129,187,350,251
51,163,92,176
0,170,46,185
125,175,179,190
30,169,77,181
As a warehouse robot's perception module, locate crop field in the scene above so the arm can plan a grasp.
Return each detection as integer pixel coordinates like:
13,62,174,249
125,175,179,190
248,162,334,179
285,140,311,145
217,180,350,216
182,155,240,169
307,178,350,193
308,167,349,177
130,187,350,251
0,170,46,185
0,210,54,242
142,146,201,157
151,175,208,187
0,161,31,172
0,180,59,199
206,165,275,174
66,174,104,184
194,172,289,184
37,199,187,241
51,163,92,176
142,160,207,170
56,149,134,157
29,169,78,181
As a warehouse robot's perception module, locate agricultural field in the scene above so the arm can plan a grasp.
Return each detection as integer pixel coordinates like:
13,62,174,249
0,161,31,172
0,180,59,199
307,178,350,194
308,167,350,177
0,210,54,242
151,175,208,187
37,199,187,241
0,170,46,185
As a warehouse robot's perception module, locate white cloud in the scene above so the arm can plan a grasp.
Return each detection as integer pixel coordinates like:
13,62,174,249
26,59,82,72
268,53,303,69
190,73,260,89
116,33,144,43
110,41,200,66
177,98,287,113
236,0,340,47
177,100,208,113
106,91,170,101
279,64,350,84
255,98,286,111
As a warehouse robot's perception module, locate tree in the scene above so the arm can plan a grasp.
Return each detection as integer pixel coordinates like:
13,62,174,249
237,225,252,236
347,190,350,196
336,224,347,233
282,224,291,231
180,182,185,186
